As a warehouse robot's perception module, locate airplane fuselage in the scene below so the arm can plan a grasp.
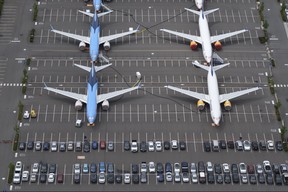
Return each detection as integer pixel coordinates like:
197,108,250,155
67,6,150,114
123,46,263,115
89,14,100,62
199,11,213,63
86,64,98,124
207,65,221,125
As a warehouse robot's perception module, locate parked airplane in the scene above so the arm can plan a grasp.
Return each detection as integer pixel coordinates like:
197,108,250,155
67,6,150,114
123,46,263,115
165,61,261,126
44,62,140,126
195,0,203,10
51,12,139,63
160,8,248,63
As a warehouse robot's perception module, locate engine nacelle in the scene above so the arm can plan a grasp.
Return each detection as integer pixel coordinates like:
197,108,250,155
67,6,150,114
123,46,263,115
197,100,205,111
79,41,86,51
102,100,110,111
75,100,83,111
214,41,222,50
103,41,111,51
223,100,232,111
190,41,198,50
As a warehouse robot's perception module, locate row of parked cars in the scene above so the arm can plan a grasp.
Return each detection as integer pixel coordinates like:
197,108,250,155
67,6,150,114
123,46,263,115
203,139,283,152
14,160,288,185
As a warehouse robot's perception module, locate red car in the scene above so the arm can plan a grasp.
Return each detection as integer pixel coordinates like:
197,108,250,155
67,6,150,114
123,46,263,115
100,140,106,149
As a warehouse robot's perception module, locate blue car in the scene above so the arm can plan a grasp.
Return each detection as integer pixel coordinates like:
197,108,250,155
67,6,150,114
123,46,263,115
92,141,98,150
99,162,105,173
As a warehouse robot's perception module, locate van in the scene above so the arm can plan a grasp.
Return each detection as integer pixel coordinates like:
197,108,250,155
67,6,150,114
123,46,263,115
212,140,219,152
75,141,82,152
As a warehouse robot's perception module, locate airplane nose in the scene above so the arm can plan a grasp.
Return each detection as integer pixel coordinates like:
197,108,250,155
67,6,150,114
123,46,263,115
88,116,95,124
95,5,100,11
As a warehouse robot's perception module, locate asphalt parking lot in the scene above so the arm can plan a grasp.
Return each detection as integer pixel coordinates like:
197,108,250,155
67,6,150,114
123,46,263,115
1,0,288,191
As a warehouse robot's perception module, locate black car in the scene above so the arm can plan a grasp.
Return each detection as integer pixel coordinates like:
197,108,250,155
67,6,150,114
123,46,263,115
214,163,222,174
165,162,172,173
83,141,90,152
266,174,274,185
90,173,97,183
249,175,257,184
107,173,114,184
207,173,215,184
27,141,34,150
132,174,139,184
74,174,80,184
179,141,186,150
132,164,139,174
272,164,280,174
231,164,238,174
257,173,265,184
224,174,231,184
115,174,122,183
40,173,47,183
259,140,267,151
123,140,130,151
227,141,235,149
140,141,147,152
156,163,164,173
164,141,170,150
49,163,56,173
90,163,97,173
198,161,205,173
275,141,283,151
219,140,226,149
18,142,26,150
216,174,223,184
203,141,211,152
232,173,240,184
157,173,164,182
251,141,259,151
40,163,48,173
43,142,50,151
275,174,282,185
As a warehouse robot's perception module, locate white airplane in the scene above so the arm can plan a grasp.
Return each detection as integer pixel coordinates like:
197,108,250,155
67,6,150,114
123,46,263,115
160,8,248,63
165,61,261,126
195,0,203,10
44,62,140,126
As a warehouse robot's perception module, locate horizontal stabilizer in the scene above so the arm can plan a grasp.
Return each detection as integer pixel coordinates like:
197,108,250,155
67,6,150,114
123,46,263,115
184,8,200,16
74,63,112,72
212,52,224,65
203,8,219,16
192,60,210,71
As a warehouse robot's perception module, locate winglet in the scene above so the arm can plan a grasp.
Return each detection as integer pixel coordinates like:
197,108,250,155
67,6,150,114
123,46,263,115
136,25,140,31
50,25,54,31
43,82,48,88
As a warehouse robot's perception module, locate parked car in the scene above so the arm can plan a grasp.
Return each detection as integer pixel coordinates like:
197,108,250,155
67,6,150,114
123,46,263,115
18,142,26,151
35,141,42,151
179,141,186,150
227,140,235,149
155,141,162,151
32,163,39,173
267,140,274,150
83,141,90,152
263,160,272,174
92,141,98,150
243,140,251,151
171,140,178,149
149,162,155,173
249,174,257,184
67,141,74,151
140,141,147,152
148,141,154,152
51,141,58,152
259,140,267,151
21,171,29,182
123,140,130,151
203,141,211,152
164,141,170,150
275,141,283,151
27,141,34,150
124,173,131,184
239,163,247,174
214,163,222,174
59,142,66,152
235,140,243,151
219,140,226,149
222,163,230,173
107,141,114,151
251,141,259,151
100,140,106,150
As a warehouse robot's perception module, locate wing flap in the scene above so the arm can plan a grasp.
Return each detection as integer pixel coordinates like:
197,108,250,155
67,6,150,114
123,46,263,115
210,29,248,43
219,87,261,103
97,86,139,103
51,28,90,44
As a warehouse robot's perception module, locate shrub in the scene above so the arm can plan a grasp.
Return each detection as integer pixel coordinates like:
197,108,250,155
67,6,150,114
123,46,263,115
29,29,35,43
33,2,38,21
13,133,19,151
8,163,15,184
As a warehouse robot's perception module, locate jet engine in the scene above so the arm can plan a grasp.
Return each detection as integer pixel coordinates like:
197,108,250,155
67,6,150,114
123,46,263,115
223,100,232,111
103,41,111,51
214,41,222,50
190,41,198,50
102,100,110,111
75,100,83,111
79,41,86,51
197,100,205,111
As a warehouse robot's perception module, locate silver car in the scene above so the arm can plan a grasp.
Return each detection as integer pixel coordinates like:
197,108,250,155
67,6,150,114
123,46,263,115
166,172,173,182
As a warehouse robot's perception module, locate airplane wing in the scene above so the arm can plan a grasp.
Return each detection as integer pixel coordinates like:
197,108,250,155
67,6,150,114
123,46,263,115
97,86,139,103
73,63,112,72
160,29,202,44
210,29,248,43
99,27,139,44
44,86,87,103
51,27,90,44
219,87,261,103
166,85,210,103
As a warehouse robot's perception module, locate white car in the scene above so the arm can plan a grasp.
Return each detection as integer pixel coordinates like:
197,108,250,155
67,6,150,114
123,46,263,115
131,140,138,152
239,163,247,174
13,173,21,184
23,110,30,119
171,140,178,149
255,164,263,174
51,141,58,152
32,163,39,173
148,141,154,152
155,141,162,151
243,140,251,151
263,160,272,173
48,173,55,183
267,140,274,150
222,163,230,173
35,141,42,151
30,173,37,183
182,172,189,183
191,173,198,183
74,164,81,174
149,162,156,173
21,171,29,182
166,172,173,182
99,172,106,184
124,173,131,184
15,161,22,173
174,172,181,182
174,163,180,173
206,162,213,173
241,174,248,184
